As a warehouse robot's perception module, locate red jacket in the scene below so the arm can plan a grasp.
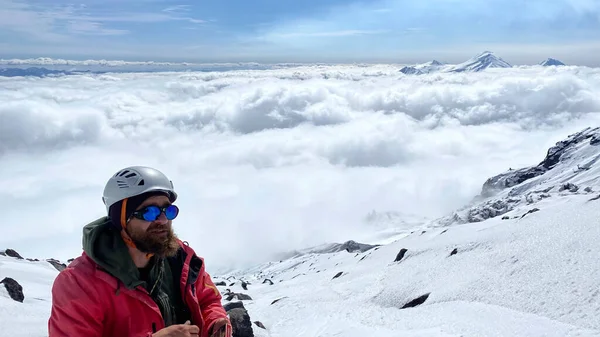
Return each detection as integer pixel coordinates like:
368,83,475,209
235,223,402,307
48,241,230,337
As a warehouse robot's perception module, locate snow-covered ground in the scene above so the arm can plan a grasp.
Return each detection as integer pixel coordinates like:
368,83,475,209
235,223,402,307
0,256,59,337
224,191,600,336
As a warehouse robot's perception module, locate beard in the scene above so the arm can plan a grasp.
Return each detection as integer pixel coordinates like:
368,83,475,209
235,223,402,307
126,222,180,257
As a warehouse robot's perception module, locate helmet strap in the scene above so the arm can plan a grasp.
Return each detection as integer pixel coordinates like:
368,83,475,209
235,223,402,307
120,198,137,249
120,197,154,260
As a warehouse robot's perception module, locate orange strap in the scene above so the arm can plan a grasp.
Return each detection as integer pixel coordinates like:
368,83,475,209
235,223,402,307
119,198,137,249
119,198,154,259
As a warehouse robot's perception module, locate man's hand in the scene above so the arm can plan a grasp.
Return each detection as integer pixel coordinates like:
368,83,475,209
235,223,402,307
209,318,232,337
153,321,199,337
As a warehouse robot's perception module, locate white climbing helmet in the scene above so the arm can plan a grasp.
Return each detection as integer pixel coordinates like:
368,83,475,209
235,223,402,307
102,166,178,214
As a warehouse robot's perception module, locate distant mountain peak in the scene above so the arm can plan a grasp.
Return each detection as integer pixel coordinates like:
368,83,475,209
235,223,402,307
449,51,512,73
540,58,566,66
399,66,423,75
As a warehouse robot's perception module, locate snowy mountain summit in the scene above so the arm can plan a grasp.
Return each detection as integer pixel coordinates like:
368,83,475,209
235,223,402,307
449,51,512,72
540,58,566,66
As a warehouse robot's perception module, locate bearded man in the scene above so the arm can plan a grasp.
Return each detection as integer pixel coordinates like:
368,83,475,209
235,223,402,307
48,166,232,337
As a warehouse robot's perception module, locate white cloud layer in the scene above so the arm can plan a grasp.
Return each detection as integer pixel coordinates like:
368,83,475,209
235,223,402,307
1,65,600,273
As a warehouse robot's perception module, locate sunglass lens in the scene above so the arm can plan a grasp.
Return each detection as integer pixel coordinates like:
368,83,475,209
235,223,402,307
142,206,161,221
165,205,179,220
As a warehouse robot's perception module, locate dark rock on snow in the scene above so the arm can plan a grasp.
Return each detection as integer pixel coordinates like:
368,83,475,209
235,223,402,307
214,281,227,286
308,240,379,254
262,279,273,285
520,208,540,218
3,249,23,259
224,301,246,312
0,277,24,303
228,308,254,337
394,248,408,262
332,271,343,280
46,258,67,272
225,291,253,301
271,297,287,305
401,293,430,309
241,281,248,290
559,183,579,193
449,248,458,256
253,321,266,329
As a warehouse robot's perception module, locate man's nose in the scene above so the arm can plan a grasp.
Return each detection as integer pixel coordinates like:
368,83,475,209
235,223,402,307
155,212,168,224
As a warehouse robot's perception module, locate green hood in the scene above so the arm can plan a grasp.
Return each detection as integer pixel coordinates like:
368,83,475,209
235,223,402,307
82,217,146,289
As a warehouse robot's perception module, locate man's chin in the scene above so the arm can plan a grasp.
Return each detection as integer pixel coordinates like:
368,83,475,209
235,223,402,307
132,233,180,257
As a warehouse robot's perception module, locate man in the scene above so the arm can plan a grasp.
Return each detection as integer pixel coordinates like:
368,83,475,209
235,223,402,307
48,166,232,337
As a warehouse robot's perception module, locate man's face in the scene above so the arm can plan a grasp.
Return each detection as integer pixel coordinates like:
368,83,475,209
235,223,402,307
126,195,180,257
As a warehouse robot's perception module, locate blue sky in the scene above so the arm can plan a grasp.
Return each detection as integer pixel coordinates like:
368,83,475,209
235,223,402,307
1,0,600,64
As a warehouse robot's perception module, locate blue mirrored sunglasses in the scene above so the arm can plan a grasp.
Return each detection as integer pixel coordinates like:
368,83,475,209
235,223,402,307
131,205,179,222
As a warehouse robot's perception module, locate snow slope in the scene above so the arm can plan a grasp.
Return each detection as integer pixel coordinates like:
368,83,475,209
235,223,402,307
221,192,600,336
1,128,600,336
0,256,59,336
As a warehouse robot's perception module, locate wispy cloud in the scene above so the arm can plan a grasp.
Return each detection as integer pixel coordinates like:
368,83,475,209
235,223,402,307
67,21,129,36
270,29,389,39
162,4,191,13
0,0,205,42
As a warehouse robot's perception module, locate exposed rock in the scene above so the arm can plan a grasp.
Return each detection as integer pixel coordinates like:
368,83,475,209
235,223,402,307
215,281,227,286
394,248,408,262
502,216,510,220
225,291,253,301
224,301,246,312
585,187,593,193
46,258,67,272
480,127,599,198
241,281,248,290
4,249,23,259
307,240,380,254
589,194,600,201
332,272,343,280
228,308,254,337
253,321,266,329
26,258,39,262
481,166,547,198
559,183,579,193
520,208,540,218
449,248,458,256
400,293,430,309
262,279,273,285
466,198,516,223
0,277,24,303
271,297,287,305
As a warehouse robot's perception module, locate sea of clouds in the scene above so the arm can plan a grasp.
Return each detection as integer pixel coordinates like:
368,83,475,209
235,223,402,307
1,64,600,273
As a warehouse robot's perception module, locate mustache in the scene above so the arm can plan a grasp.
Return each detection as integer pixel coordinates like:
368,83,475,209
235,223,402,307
147,224,170,232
